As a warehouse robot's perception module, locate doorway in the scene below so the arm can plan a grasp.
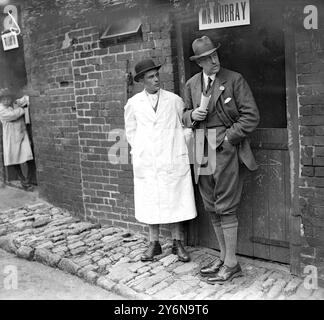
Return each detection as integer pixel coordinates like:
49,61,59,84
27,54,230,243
176,0,293,264
0,7,37,188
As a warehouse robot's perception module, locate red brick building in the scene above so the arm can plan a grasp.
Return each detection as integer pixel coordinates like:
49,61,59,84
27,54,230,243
0,0,323,286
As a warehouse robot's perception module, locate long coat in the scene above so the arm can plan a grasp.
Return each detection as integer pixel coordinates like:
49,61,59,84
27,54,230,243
124,89,197,224
0,103,33,166
182,68,260,184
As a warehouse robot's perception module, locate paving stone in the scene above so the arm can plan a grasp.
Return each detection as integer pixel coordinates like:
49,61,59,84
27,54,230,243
212,285,235,299
127,270,152,284
172,280,194,294
244,291,265,300
111,252,124,261
52,245,68,253
137,266,152,275
35,241,54,249
0,235,18,253
151,265,164,275
133,271,172,292
67,241,85,250
261,278,276,292
58,258,81,275
80,264,99,273
81,270,99,284
115,283,140,299
70,246,87,256
97,276,116,291
228,288,251,300
172,262,199,275
34,248,61,267
100,227,121,236
32,217,52,228
47,253,62,267
107,263,135,283
178,275,200,288
284,278,303,296
153,283,181,300
146,280,169,295
266,279,287,299
114,257,131,265
129,261,150,272
160,254,178,267
98,257,112,267
180,292,198,300
16,246,34,260
194,288,217,300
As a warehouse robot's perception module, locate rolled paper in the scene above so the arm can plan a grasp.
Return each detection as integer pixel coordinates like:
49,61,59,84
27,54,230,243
198,93,211,112
24,106,30,124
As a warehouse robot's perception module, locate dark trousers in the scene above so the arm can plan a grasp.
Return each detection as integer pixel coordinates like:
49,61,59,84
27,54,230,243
12,160,33,187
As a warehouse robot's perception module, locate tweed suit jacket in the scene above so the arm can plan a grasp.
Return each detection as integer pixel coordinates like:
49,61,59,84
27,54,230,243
182,67,260,183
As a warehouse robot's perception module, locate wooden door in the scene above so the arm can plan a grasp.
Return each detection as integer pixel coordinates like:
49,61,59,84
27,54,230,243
179,1,290,263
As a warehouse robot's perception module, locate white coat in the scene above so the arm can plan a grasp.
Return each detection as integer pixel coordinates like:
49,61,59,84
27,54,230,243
0,103,33,166
124,89,197,224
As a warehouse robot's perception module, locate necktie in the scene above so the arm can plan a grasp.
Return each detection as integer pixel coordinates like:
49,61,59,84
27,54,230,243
206,77,213,94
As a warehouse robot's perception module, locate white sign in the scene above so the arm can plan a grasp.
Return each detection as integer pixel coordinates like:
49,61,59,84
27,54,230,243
199,0,250,30
1,31,18,51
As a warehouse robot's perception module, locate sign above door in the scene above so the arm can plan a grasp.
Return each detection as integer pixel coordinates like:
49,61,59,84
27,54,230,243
199,0,250,30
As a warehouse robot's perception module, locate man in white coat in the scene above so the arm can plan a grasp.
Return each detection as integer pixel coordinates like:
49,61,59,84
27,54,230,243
0,88,33,190
124,59,197,262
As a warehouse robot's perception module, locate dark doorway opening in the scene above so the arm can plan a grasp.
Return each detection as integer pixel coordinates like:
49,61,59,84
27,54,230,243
0,5,37,188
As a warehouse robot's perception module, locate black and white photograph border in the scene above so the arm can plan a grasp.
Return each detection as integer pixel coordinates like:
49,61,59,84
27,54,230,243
0,0,323,305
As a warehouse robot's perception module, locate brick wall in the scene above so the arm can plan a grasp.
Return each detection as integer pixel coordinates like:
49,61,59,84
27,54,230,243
71,12,176,236
21,1,178,237
296,5,324,285
24,23,84,217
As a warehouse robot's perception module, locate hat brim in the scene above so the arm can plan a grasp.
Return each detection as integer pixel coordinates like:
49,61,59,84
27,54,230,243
134,65,162,82
189,43,221,61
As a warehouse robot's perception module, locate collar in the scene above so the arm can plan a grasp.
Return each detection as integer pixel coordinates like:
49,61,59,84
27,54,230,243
145,88,160,97
203,72,216,86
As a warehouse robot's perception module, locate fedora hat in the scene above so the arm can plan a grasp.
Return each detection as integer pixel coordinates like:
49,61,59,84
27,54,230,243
134,59,162,82
189,36,221,61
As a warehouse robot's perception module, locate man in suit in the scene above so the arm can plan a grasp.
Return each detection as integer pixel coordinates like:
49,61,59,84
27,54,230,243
182,36,260,284
124,59,197,263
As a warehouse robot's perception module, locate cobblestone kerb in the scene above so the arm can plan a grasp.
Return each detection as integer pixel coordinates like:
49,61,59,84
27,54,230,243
0,203,323,300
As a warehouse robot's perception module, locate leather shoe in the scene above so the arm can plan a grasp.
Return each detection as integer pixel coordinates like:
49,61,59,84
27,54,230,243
207,263,243,284
171,239,190,262
141,241,162,261
200,258,224,277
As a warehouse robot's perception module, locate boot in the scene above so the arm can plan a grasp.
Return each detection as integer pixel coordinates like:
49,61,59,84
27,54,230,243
141,241,162,261
171,239,190,262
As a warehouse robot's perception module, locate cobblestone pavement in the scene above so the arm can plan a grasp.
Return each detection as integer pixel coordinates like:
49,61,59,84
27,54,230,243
0,202,323,300
0,249,124,300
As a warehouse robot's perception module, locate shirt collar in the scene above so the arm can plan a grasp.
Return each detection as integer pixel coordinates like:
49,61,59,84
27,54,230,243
145,88,159,97
203,72,216,86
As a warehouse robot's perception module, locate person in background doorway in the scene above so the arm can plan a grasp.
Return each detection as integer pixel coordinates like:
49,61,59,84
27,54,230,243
0,88,34,191
124,59,197,262
183,36,260,284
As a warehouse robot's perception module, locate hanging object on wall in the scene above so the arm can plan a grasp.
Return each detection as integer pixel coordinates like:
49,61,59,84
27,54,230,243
1,5,20,51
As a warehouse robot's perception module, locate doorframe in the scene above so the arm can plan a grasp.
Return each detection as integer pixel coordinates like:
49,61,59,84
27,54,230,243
173,8,301,274
283,8,302,276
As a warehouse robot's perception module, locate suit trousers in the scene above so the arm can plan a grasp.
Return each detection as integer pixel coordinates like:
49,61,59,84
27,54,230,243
198,137,247,215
